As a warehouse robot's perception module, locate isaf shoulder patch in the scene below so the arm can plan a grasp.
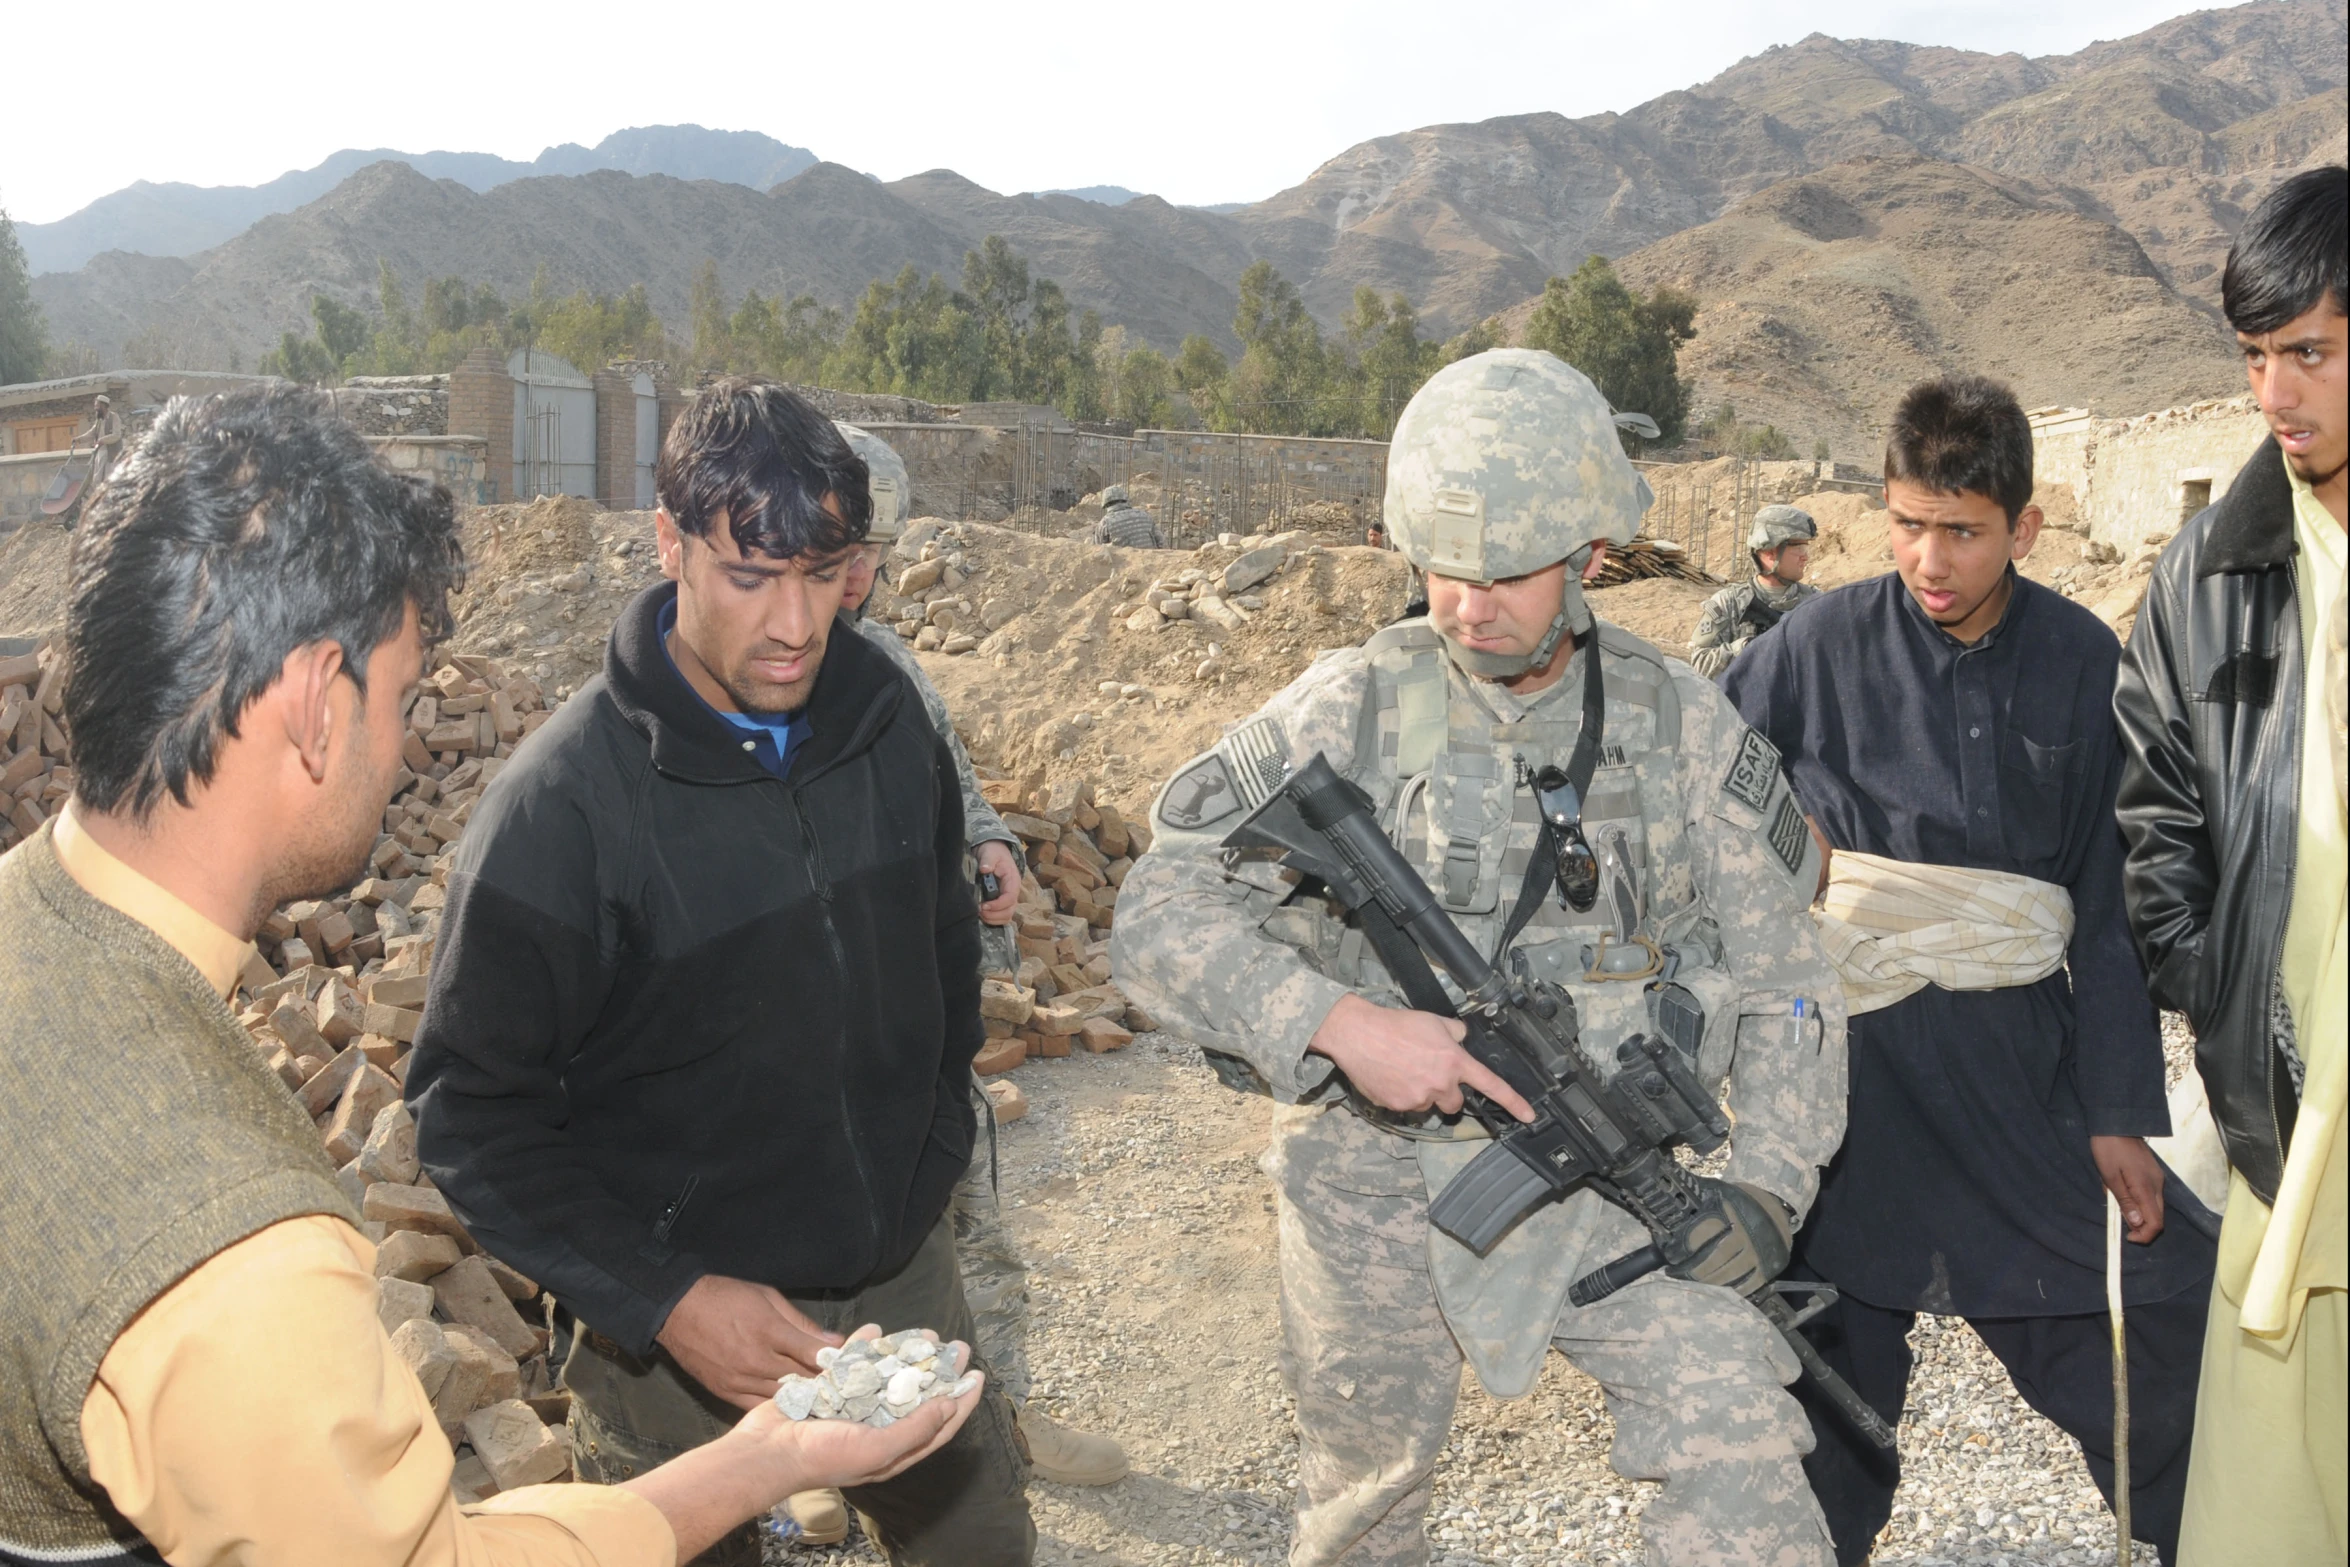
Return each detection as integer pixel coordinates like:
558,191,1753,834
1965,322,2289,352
1767,792,1809,876
1722,727,1781,812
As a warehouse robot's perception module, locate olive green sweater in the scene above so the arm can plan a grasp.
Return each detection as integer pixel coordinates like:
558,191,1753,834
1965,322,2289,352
0,824,354,1560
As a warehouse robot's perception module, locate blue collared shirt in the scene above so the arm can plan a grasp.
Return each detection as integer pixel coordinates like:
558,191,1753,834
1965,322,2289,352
657,599,809,779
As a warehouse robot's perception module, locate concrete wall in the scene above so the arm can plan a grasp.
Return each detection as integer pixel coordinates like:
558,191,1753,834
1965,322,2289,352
0,451,72,530
2033,395,2270,552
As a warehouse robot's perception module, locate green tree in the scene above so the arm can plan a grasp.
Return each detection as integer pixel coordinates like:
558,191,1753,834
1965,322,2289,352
1440,316,1505,364
259,331,338,383
729,290,842,383
422,275,472,335
1227,260,1347,435
689,259,732,375
311,294,371,366
0,206,49,385
1521,256,1697,448
1173,334,1228,396
532,283,665,373
1344,286,1441,438
1115,345,1174,428
1172,334,1231,428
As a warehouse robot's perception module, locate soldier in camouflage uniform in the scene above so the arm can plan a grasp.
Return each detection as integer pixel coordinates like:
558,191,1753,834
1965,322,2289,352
1688,505,1822,679
1111,351,1849,1567
1094,483,1165,548
835,422,1131,1496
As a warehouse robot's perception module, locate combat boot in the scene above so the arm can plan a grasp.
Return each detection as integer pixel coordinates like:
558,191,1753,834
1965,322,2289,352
1017,1406,1129,1485
783,1488,848,1544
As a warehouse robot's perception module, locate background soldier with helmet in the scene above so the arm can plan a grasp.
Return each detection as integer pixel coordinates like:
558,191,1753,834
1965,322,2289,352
1689,505,1822,678
831,423,1133,1524
1094,483,1165,547
1112,349,1849,1566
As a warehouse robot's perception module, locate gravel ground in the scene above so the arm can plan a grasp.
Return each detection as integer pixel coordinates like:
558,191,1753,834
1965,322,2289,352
774,1016,2203,1565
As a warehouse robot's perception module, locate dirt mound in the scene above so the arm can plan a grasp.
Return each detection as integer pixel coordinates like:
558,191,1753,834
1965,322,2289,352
0,522,76,640
1585,578,1720,661
867,520,1413,815
440,497,665,696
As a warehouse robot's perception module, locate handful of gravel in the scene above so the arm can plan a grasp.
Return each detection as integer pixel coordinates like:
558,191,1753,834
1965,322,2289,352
774,1331,981,1427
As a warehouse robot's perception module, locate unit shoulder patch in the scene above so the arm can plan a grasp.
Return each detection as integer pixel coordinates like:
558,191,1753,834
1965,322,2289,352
1722,727,1782,812
1159,753,1241,831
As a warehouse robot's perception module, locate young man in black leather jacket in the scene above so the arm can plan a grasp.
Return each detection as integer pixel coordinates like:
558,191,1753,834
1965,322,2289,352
2113,164,2346,1564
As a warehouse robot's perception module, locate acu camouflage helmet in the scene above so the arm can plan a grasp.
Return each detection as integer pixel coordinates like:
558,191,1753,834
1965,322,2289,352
1384,349,1649,584
835,421,910,544
1747,504,1816,555
1102,483,1130,506
1384,348,1653,675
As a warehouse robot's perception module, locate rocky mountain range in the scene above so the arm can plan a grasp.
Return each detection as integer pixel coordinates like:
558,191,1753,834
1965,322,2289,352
16,126,819,275
24,0,2345,450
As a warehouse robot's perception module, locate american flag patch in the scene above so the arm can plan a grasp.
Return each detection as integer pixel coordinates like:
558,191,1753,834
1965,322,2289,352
1220,717,1292,811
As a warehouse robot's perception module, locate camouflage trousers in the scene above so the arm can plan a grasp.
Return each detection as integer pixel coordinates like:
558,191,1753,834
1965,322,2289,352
955,1078,1033,1405
1268,1104,1832,1567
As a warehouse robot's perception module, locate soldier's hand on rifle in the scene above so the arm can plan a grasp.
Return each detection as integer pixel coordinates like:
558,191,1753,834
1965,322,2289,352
1668,1179,1795,1296
1308,993,1536,1123
974,840,1022,924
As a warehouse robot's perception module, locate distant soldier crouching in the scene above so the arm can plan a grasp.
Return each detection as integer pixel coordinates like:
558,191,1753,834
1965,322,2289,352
1094,484,1164,548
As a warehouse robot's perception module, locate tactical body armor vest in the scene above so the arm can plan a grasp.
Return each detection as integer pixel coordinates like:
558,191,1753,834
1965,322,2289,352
1257,620,1743,1122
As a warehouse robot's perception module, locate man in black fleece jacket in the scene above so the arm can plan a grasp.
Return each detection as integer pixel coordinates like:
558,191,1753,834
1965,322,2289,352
408,381,1032,1566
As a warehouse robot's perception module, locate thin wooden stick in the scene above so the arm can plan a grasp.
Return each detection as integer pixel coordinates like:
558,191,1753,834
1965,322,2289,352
2108,1190,2132,1567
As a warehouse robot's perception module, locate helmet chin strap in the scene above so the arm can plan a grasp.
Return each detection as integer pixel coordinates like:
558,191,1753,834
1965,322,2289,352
1439,557,1593,680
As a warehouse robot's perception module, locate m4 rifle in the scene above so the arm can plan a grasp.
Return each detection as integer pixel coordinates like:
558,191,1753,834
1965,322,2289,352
1224,751,1894,1449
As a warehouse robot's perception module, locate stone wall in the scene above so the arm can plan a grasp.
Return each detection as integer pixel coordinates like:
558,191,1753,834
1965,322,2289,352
370,436,491,506
2033,395,2270,552
332,378,450,437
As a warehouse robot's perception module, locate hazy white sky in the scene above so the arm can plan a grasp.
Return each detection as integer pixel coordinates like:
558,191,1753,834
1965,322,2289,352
6,0,2217,224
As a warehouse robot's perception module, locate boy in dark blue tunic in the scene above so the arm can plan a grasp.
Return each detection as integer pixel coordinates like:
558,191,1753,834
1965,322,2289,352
1722,377,2214,1565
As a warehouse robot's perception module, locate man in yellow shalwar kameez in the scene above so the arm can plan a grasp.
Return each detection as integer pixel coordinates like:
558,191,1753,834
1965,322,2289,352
2117,163,2348,1564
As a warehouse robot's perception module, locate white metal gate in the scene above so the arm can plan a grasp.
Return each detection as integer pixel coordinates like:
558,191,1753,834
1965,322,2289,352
633,372,658,509
508,348,597,501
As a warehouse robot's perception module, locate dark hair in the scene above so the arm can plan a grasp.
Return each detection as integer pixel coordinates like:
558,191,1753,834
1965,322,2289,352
1883,375,2034,523
2223,166,2348,336
65,385,465,818
657,377,871,559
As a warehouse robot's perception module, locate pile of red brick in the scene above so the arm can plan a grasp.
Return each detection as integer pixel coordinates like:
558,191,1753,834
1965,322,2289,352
970,773,1159,1085
0,640,69,853
238,652,571,1500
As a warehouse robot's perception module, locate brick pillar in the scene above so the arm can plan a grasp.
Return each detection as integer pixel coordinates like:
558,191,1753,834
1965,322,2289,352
447,346,513,504
592,368,635,508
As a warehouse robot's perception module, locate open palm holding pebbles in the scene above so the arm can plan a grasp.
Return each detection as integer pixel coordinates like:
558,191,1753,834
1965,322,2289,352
775,1328,984,1428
